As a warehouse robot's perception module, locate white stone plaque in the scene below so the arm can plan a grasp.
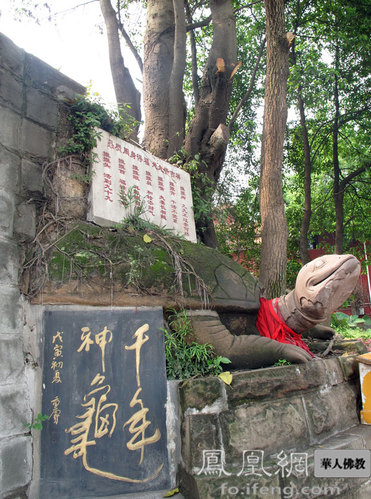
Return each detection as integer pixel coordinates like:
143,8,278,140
87,129,197,242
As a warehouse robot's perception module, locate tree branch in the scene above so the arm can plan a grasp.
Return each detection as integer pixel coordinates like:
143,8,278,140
167,0,187,156
117,19,144,73
228,37,266,131
185,0,200,105
186,15,211,31
339,163,370,191
309,107,369,150
233,1,264,16
185,1,264,31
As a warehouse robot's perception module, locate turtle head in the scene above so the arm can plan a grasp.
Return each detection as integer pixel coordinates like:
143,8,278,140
294,254,360,322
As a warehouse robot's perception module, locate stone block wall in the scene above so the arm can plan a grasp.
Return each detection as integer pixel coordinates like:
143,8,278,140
0,33,84,498
177,357,369,498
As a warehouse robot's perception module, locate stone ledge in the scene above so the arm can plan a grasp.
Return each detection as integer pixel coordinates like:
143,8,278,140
180,377,226,412
178,358,357,411
24,52,85,97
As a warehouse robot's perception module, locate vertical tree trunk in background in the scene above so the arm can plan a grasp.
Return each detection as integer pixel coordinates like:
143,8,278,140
141,0,237,247
259,0,290,298
184,0,237,247
298,89,312,265
292,1,311,265
99,0,141,142
168,0,187,156
333,44,344,254
143,0,175,158
185,0,200,106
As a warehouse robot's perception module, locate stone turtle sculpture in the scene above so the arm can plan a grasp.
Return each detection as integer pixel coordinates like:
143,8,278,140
188,254,361,369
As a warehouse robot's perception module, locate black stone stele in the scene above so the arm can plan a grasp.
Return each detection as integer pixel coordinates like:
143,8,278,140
40,308,170,498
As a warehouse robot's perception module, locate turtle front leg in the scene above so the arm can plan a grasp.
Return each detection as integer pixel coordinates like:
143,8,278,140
303,324,335,340
188,310,313,369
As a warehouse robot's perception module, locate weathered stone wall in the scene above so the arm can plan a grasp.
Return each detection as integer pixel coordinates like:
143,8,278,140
178,357,371,498
0,33,84,498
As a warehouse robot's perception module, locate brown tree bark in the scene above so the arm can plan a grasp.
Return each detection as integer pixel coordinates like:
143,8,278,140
185,0,200,106
99,0,141,142
168,0,187,156
298,89,312,265
184,0,236,164
259,0,290,298
142,0,175,158
183,0,237,247
333,44,344,254
291,42,312,265
102,0,238,247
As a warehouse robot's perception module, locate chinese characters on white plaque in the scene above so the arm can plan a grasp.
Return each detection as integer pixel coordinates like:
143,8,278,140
88,129,197,242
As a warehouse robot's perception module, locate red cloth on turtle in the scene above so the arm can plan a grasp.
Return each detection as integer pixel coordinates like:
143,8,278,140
256,297,314,356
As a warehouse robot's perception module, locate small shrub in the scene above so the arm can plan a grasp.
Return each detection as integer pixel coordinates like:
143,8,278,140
331,312,371,339
274,359,292,367
25,413,49,431
163,309,231,380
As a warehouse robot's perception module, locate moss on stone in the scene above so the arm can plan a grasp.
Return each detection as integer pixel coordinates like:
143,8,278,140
179,377,223,411
30,220,260,307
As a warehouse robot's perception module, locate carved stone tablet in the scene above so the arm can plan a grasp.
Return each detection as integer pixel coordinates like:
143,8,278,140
87,129,197,242
40,307,170,498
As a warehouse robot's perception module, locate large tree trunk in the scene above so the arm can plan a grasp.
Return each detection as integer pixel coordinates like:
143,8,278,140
259,0,290,298
143,0,175,158
184,0,236,165
290,35,312,264
168,0,187,156
184,0,237,247
99,0,141,142
298,91,312,264
333,44,344,254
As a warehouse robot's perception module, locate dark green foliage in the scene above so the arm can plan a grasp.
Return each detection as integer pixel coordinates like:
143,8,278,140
25,413,49,431
59,89,140,157
215,178,261,277
169,148,216,229
164,309,231,380
331,312,371,340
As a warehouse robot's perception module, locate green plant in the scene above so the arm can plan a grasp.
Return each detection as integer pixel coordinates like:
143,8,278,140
25,413,49,431
274,359,292,367
163,309,231,380
331,312,371,339
169,148,215,228
70,171,94,185
59,86,140,159
126,245,149,288
120,185,147,226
